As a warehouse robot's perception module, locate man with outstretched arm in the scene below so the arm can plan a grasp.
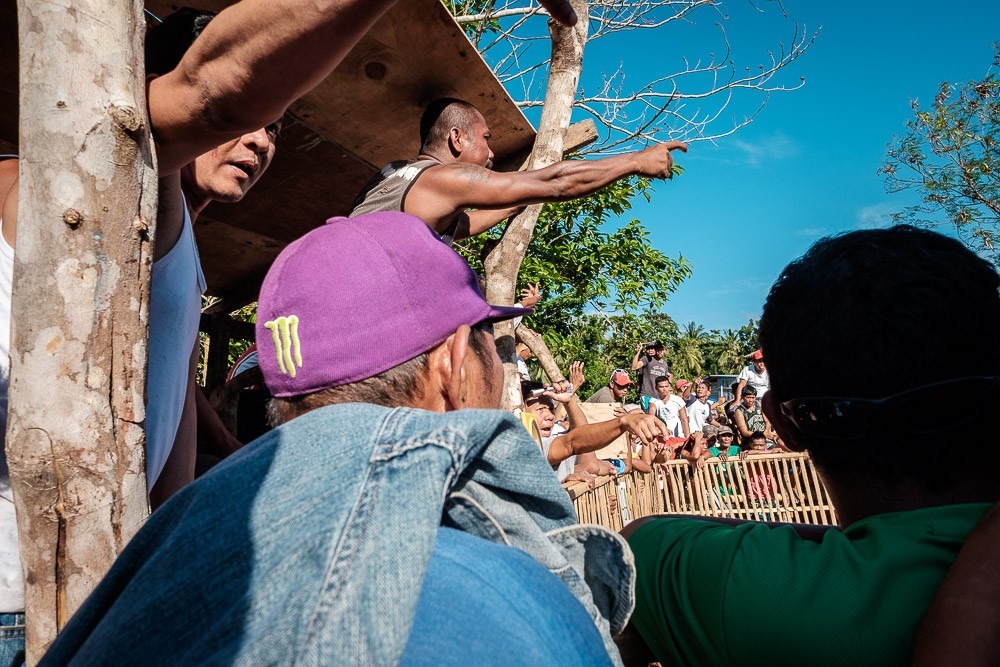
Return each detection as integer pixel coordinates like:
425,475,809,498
351,97,687,242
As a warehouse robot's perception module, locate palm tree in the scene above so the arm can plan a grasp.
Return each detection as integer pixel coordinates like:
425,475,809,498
670,321,708,378
712,328,744,374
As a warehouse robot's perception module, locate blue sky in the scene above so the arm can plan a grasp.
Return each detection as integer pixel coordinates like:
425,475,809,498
560,0,999,331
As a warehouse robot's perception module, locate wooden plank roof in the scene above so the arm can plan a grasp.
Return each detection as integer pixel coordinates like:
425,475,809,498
0,0,536,310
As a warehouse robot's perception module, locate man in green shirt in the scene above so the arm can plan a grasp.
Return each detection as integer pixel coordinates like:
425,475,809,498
622,226,1000,667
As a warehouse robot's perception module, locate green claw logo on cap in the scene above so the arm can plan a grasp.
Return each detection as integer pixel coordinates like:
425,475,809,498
265,315,303,377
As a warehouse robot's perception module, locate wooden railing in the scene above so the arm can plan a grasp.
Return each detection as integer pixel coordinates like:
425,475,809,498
565,453,838,530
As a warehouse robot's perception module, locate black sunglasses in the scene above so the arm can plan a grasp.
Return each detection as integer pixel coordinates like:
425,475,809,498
779,376,1000,440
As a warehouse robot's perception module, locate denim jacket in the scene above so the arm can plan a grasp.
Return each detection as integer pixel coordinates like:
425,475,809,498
42,404,634,666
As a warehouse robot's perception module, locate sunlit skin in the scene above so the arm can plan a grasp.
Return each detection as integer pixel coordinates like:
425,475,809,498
181,121,281,215
695,382,710,401
525,398,558,437
742,393,757,409
655,380,674,401
453,110,494,169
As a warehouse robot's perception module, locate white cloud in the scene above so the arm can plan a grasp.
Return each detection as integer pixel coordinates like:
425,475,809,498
796,226,832,237
855,202,897,229
707,278,771,297
727,131,801,167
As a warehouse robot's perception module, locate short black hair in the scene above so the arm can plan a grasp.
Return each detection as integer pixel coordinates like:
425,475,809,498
521,380,545,402
419,98,480,153
762,225,1000,400
759,225,1000,490
654,375,671,387
145,7,216,77
741,385,757,397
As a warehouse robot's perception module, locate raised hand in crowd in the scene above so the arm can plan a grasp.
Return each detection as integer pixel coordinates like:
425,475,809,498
518,283,542,309
542,380,576,404
568,360,585,393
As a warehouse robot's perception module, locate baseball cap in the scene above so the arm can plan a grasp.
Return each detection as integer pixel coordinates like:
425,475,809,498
610,369,634,387
716,425,735,436
256,212,531,397
675,379,692,390
750,349,764,361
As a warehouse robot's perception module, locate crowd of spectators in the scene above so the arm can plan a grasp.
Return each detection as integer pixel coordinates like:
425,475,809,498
513,326,791,488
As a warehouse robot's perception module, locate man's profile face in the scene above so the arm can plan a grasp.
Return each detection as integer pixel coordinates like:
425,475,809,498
182,121,280,204
753,359,766,373
611,382,629,400
459,111,495,169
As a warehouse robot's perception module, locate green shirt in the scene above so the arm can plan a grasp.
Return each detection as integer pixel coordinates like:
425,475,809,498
627,503,991,667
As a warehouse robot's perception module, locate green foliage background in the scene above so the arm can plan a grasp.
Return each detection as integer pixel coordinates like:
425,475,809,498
882,43,1000,263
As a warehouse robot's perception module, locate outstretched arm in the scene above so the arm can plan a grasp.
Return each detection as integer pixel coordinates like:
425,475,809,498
547,413,668,466
412,142,687,221
150,0,398,174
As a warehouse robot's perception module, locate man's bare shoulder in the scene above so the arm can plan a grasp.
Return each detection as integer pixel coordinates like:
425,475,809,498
418,161,494,188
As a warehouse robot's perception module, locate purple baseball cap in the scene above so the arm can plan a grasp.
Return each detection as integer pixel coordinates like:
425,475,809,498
256,212,531,397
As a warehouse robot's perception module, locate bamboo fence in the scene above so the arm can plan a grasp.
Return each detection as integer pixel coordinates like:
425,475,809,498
565,453,838,528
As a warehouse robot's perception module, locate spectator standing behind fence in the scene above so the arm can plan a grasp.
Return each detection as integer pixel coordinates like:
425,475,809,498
621,225,1000,666
585,369,633,404
733,385,780,447
734,349,769,405
631,342,672,411
685,379,715,433
647,376,690,439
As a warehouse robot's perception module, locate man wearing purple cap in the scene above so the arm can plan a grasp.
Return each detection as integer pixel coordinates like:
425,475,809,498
42,212,631,665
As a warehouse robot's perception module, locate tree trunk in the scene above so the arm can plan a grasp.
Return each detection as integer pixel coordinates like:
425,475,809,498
10,1,155,660
515,326,564,384
485,0,589,411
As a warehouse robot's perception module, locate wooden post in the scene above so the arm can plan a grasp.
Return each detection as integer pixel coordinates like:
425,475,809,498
9,1,155,660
